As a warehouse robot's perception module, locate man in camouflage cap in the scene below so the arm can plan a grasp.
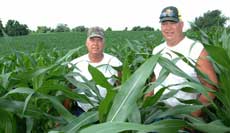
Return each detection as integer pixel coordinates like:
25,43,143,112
87,26,105,39
66,26,122,115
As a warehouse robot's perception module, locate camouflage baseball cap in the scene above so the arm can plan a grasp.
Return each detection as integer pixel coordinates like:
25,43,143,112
159,6,180,22
87,26,104,39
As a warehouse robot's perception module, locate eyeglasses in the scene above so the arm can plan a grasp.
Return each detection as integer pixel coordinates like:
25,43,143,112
160,11,179,19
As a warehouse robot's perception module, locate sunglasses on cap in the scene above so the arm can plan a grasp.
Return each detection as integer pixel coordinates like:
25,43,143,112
160,11,179,19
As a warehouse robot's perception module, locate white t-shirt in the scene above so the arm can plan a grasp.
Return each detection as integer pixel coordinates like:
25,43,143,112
69,53,122,111
152,37,204,106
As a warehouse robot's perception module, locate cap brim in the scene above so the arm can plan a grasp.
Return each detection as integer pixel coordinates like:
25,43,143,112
88,34,104,39
160,17,179,23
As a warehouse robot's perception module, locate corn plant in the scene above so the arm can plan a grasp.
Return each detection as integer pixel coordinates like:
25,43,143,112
1,30,230,133
76,30,230,133
0,45,86,132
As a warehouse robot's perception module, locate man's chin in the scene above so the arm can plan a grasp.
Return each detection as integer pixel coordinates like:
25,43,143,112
165,36,174,40
91,52,102,55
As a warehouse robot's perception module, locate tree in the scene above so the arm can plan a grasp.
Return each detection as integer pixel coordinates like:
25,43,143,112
143,26,154,31
4,20,29,36
0,19,3,37
72,26,87,32
191,10,229,31
55,23,70,32
123,27,128,31
106,27,112,31
131,26,154,31
36,26,52,33
131,26,141,31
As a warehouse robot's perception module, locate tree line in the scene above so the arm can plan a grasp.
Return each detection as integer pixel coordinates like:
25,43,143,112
0,10,229,37
0,19,157,37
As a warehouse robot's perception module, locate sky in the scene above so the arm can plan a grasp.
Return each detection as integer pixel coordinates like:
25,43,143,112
1,0,230,31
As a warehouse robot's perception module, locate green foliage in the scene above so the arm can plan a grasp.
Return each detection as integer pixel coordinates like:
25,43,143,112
0,19,3,37
0,30,230,132
0,31,153,57
190,10,229,32
72,26,87,32
186,10,229,42
59,111,98,133
107,55,159,122
55,23,70,32
4,20,29,36
36,26,52,33
108,30,162,73
184,27,230,132
131,26,155,31
0,109,16,133
80,119,186,133
123,27,128,31
0,32,87,56
106,27,112,31
0,45,84,132
201,29,230,126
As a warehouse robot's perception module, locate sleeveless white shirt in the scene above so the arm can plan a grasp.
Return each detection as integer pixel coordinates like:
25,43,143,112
152,37,204,106
70,53,122,111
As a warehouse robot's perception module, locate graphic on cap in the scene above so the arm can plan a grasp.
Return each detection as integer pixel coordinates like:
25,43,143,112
159,6,180,22
87,26,104,39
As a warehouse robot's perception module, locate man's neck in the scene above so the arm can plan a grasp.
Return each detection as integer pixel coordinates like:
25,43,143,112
167,35,185,47
88,53,104,63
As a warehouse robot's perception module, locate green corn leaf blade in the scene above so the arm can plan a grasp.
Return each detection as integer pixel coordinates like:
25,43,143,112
107,55,159,122
3,87,34,98
185,82,216,107
142,87,166,108
154,105,203,119
127,103,141,123
121,53,132,84
3,87,74,122
26,118,33,133
98,90,116,122
176,98,200,105
88,64,113,90
56,47,83,64
192,121,230,133
0,109,16,133
41,82,92,105
79,119,186,133
38,94,74,122
158,56,198,83
22,92,34,116
0,72,11,89
186,115,230,133
0,98,47,119
59,111,98,133
144,66,169,94
204,45,230,70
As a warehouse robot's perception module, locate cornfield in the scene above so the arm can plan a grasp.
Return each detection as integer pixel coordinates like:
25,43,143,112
0,29,230,133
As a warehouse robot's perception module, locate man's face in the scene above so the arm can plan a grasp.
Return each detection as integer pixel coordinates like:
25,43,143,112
86,37,104,55
161,21,184,42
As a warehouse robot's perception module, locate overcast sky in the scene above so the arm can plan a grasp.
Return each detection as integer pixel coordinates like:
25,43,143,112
1,0,229,31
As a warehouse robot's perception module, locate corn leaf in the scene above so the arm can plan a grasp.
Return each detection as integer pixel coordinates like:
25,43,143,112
79,119,186,133
59,111,98,133
88,65,113,90
107,55,159,122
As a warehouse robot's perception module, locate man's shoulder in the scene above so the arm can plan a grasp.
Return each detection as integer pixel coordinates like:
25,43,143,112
184,37,202,46
103,53,122,66
183,37,204,50
70,54,88,64
152,42,166,54
104,53,117,58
